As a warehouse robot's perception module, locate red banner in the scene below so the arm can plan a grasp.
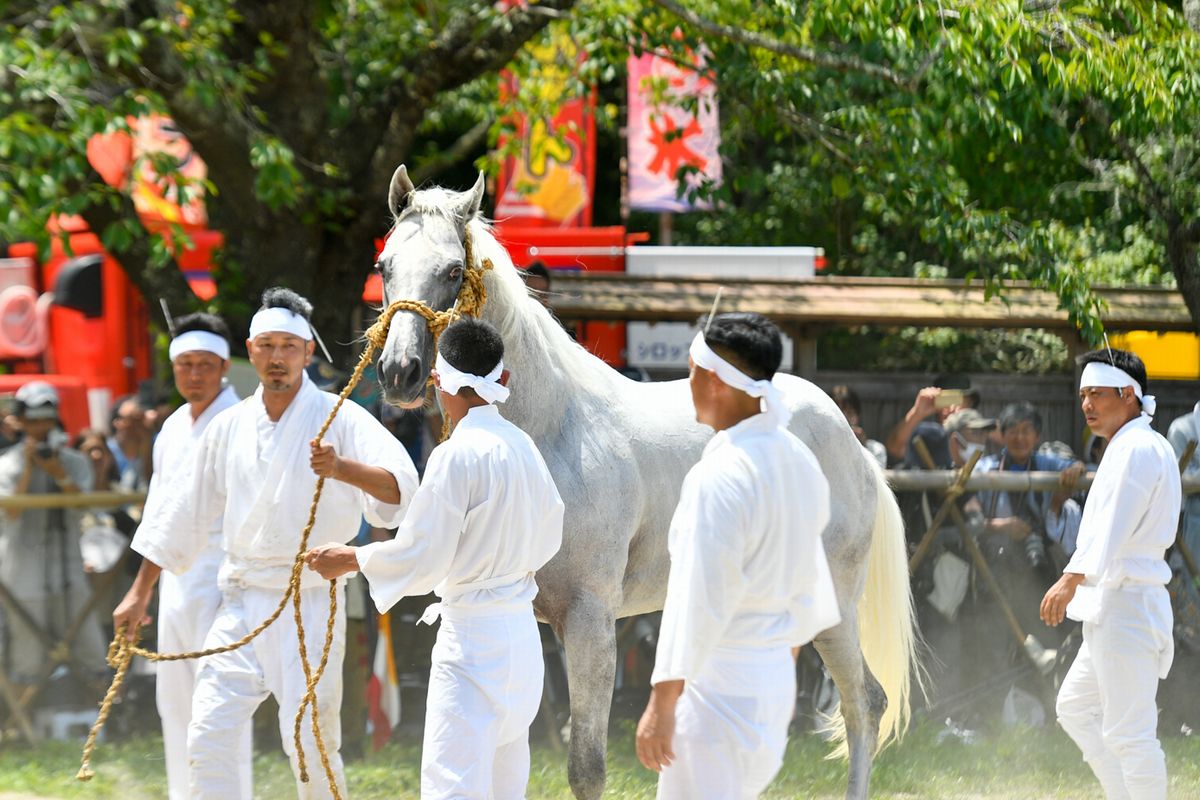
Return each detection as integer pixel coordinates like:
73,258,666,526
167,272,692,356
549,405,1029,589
87,114,209,227
494,30,596,227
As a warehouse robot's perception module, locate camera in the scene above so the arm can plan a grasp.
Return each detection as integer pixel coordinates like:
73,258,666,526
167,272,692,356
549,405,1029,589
1024,530,1047,571
1017,508,1048,572
35,442,55,460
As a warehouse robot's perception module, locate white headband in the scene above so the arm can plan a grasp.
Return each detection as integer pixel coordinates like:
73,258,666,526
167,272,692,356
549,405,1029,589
689,332,790,427
248,307,313,341
169,330,230,362
1080,361,1156,418
434,352,510,404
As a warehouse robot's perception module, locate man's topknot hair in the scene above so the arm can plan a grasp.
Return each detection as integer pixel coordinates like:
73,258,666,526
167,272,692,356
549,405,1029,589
260,287,313,321
1077,347,1149,397
699,312,783,381
438,318,504,378
173,312,232,345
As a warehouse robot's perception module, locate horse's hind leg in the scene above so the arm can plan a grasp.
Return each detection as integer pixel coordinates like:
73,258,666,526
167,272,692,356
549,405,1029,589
560,592,617,800
814,609,887,800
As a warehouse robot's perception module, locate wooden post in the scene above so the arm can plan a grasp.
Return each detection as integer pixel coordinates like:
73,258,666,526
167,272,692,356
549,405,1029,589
658,211,673,246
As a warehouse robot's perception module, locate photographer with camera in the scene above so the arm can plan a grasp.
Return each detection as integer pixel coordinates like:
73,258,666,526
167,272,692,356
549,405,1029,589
969,403,1084,579
0,382,106,687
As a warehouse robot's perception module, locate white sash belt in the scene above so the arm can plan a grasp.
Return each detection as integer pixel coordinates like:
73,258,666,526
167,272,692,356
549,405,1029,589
418,570,535,625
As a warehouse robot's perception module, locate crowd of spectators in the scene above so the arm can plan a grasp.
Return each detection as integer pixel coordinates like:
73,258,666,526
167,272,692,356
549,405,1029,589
829,377,1200,731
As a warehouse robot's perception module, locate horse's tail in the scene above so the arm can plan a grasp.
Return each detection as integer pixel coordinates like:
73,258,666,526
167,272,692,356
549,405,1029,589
855,454,918,752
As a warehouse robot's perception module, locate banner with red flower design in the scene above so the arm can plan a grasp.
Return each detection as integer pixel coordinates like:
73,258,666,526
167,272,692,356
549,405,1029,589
627,50,722,212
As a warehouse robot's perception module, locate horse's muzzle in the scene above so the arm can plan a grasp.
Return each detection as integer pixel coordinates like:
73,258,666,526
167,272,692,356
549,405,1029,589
379,356,427,407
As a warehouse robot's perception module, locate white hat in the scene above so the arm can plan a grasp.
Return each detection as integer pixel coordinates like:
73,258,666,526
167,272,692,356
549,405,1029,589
15,381,59,420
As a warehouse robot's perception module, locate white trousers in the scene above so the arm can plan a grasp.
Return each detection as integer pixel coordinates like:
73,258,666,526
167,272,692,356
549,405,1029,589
1057,586,1174,800
421,602,543,800
658,646,796,800
188,584,346,800
157,548,251,800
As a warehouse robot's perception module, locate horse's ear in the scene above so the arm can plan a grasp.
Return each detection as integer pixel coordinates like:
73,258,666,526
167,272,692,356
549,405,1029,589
456,171,486,222
388,164,415,217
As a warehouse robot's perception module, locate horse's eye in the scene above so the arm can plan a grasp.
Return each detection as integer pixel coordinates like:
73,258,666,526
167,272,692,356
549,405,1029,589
372,261,383,274
448,266,463,281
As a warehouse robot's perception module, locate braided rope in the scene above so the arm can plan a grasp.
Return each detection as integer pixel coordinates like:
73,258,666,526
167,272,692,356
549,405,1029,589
78,232,494,793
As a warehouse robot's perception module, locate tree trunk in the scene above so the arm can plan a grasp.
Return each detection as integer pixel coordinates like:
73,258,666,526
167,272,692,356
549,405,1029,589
1168,219,1200,335
1185,0,1200,34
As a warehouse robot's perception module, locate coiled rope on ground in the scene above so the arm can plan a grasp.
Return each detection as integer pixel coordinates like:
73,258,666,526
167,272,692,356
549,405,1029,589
77,232,494,798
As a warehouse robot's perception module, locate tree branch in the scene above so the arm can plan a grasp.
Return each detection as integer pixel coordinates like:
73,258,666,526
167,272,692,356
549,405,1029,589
115,0,259,208
347,0,582,235
413,0,582,100
647,0,909,88
409,118,491,186
1081,96,1177,226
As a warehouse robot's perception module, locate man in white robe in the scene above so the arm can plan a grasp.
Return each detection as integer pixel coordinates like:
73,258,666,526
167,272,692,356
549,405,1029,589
1041,347,1181,800
113,288,419,800
306,317,564,800
636,313,840,800
113,313,247,800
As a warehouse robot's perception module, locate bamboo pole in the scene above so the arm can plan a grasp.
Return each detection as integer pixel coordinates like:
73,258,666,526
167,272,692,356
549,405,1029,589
912,439,1030,653
0,491,146,511
908,448,983,575
886,470,1200,493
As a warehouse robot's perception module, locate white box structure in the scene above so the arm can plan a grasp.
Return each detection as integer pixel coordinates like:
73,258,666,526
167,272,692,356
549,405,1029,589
625,246,822,371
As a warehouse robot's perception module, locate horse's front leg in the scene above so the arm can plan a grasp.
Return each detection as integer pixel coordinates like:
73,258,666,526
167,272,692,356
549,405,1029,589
813,608,886,800
559,591,617,800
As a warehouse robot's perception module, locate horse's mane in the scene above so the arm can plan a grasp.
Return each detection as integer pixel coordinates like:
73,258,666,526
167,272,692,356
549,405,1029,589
395,188,469,224
467,217,620,402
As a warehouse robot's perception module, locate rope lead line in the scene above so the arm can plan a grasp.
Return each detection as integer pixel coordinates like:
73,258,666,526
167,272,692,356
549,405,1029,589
77,232,493,796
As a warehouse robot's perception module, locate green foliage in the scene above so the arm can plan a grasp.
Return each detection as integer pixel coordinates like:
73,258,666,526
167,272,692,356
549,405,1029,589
819,326,1071,374
3,0,1200,351
594,0,1200,345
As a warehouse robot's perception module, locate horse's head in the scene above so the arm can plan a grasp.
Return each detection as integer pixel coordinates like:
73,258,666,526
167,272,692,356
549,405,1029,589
376,164,486,407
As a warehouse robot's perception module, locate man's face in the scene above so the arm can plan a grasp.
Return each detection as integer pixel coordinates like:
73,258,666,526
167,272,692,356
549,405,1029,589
113,400,146,440
248,332,313,393
687,356,719,427
1001,419,1040,463
172,351,229,406
1079,385,1135,439
20,416,55,442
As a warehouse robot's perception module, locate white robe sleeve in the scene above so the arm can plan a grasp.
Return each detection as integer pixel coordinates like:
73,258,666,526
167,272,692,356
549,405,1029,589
355,446,468,613
651,466,750,685
1167,415,1200,478
132,422,227,575
335,401,419,528
1066,455,1153,581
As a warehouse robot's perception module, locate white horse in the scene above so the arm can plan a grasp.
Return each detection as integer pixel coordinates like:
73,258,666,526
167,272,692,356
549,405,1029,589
373,166,917,800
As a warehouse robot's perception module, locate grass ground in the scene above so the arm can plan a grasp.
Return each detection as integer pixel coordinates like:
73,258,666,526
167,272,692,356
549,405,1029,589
3,721,1200,799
